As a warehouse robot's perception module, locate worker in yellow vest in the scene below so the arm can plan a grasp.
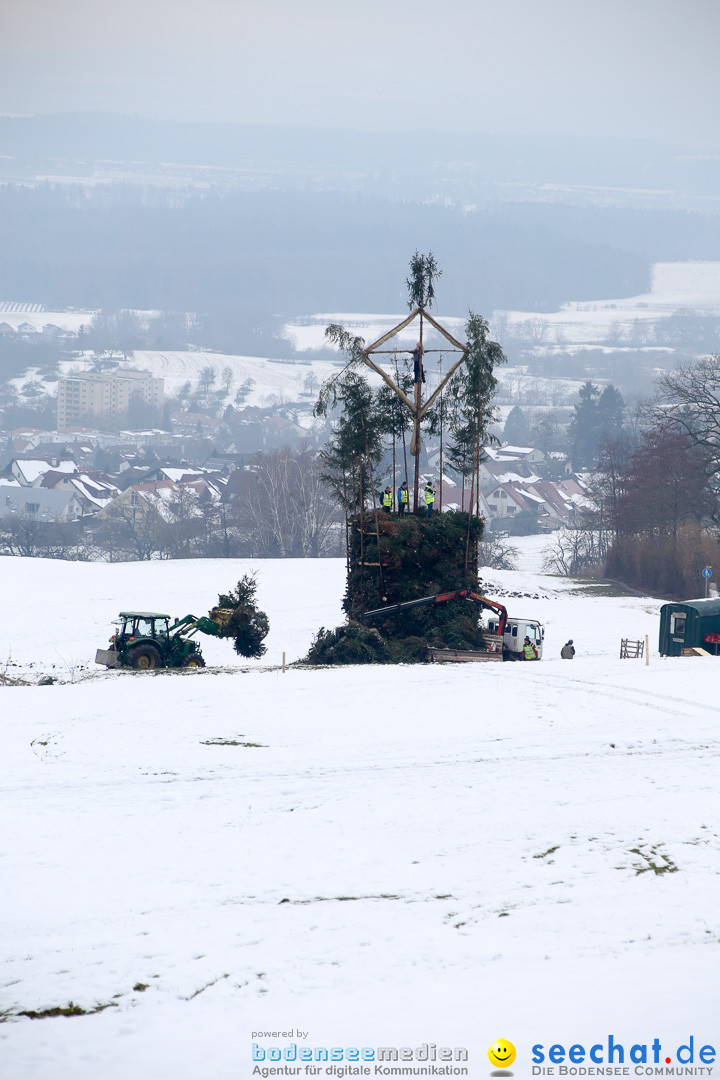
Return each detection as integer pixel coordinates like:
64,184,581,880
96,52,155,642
523,636,539,660
424,481,436,517
397,480,409,514
382,486,393,513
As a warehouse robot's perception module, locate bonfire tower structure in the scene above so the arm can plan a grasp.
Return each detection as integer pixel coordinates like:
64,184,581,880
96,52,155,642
311,254,507,662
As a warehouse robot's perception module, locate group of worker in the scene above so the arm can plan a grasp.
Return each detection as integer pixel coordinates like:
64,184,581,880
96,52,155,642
381,480,436,516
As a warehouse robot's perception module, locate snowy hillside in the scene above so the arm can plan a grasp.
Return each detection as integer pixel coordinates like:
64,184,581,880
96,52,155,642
128,351,343,410
0,305,90,334
6,259,720,417
2,542,718,1079
283,260,720,356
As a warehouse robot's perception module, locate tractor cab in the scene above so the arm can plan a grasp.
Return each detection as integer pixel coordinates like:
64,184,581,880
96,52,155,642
115,612,171,644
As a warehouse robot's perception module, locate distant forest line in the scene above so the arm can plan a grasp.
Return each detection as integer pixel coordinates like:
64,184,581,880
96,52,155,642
3,183,720,355
3,113,720,198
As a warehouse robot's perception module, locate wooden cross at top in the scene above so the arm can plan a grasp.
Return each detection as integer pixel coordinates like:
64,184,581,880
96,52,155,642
361,306,468,512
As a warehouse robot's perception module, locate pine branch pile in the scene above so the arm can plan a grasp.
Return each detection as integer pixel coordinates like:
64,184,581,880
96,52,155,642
306,512,487,665
214,574,270,658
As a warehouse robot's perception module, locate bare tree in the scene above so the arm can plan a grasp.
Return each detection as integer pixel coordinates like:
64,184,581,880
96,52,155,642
653,355,720,499
542,525,604,577
0,511,85,559
156,486,204,558
198,365,218,394
234,378,255,406
98,501,161,561
243,449,343,557
478,536,520,571
303,371,319,396
221,366,234,395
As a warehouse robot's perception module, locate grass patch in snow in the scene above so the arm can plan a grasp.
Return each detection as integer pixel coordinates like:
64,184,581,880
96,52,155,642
17,1000,118,1020
568,582,640,597
533,845,560,859
630,845,679,876
184,974,229,1001
278,894,402,905
201,738,266,747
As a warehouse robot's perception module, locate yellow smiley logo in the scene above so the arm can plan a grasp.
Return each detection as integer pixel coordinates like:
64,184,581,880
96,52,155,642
488,1039,516,1069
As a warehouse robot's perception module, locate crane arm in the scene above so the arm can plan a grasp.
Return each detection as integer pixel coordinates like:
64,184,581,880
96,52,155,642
361,589,507,636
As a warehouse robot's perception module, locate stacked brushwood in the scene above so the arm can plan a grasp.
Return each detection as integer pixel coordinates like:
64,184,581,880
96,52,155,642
306,511,486,665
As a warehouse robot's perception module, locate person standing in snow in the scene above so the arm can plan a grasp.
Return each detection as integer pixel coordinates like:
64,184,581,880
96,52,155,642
523,636,539,660
561,639,575,659
412,342,426,384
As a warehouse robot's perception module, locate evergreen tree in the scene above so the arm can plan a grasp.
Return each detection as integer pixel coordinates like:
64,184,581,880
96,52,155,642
597,384,625,441
503,405,531,446
406,250,442,310
568,381,601,467
314,368,384,513
446,312,507,504
216,574,270,658
568,382,626,468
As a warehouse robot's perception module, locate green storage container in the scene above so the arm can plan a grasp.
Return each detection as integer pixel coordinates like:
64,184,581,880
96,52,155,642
658,598,720,656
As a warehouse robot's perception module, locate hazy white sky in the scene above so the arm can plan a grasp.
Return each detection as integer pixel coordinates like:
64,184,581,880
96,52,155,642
2,0,720,141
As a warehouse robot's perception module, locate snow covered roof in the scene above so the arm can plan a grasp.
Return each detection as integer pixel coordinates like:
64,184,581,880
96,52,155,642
484,470,538,486
517,489,546,505
500,444,535,455
13,459,77,484
68,475,120,508
158,467,206,483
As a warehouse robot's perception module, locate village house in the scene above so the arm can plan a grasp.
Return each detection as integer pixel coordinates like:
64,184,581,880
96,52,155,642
40,470,121,515
0,484,83,523
6,458,78,487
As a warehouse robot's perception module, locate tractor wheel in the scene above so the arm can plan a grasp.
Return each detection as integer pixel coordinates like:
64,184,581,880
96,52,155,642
182,654,205,668
128,644,163,670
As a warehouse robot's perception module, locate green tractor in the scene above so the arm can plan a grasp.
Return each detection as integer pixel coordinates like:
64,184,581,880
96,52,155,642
95,609,233,671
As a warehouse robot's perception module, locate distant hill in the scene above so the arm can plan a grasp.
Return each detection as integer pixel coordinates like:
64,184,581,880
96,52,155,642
1,114,719,358
2,113,720,209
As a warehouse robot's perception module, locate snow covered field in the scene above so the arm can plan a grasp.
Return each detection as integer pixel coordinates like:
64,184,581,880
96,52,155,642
2,541,719,1079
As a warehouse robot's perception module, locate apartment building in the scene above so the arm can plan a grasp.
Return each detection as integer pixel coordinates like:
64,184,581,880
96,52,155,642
57,370,164,431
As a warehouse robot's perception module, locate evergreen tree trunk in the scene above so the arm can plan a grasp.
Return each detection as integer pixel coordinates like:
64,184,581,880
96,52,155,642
392,422,396,514
361,411,385,595
358,455,365,580
342,473,350,573
439,383,444,513
396,356,410,488
475,428,481,520
465,443,478,575
412,309,424,514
